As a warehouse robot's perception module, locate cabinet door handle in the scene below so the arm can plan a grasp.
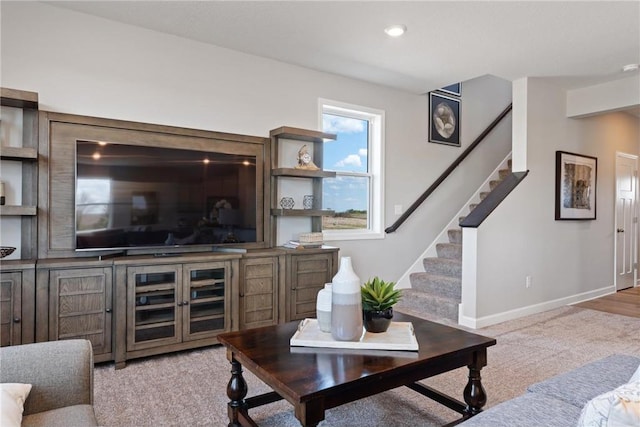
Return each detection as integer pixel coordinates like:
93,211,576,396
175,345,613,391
182,301,189,306
239,292,244,297
617,228,625,233
105,308,112,313
177,301,183,306
13,317,21,323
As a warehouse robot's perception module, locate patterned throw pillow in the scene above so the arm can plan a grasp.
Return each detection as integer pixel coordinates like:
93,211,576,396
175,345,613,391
577,380,640,427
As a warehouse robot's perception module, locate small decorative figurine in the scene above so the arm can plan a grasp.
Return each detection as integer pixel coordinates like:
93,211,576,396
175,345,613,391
295,145,319,170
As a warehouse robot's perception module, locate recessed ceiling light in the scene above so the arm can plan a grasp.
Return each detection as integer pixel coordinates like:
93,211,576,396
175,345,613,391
384,24,407,37
622,63,639,72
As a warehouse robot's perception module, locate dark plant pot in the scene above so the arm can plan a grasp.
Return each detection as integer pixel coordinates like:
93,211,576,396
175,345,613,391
363,308,393,333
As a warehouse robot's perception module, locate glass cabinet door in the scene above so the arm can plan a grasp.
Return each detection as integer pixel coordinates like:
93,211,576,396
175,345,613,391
127,265,181,351
182,262,228,341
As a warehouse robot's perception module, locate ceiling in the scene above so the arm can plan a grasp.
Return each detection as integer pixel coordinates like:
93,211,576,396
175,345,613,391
46,1,640,94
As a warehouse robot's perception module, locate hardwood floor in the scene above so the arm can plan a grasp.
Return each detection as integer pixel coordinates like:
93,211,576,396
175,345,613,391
573,286,640,318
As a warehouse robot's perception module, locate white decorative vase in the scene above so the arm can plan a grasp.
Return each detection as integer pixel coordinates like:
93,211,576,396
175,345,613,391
330,256,363,341
316,283,332,333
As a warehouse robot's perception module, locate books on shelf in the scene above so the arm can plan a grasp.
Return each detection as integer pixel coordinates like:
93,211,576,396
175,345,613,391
283,240,323,249
299,232,323,243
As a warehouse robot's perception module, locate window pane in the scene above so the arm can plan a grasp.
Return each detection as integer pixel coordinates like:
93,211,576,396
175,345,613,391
322,113,368,173
322,175,369,230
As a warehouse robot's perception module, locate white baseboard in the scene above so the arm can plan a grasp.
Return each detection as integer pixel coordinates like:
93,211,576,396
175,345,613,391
458,285,615,329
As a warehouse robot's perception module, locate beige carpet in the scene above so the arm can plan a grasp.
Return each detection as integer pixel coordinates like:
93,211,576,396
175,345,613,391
93,306,640,426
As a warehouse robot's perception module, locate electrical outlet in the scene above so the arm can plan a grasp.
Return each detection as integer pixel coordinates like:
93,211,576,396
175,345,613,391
394,205,403,215
525,275,532,288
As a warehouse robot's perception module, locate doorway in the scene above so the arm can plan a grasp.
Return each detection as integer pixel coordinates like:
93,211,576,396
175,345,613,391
615,152,638,291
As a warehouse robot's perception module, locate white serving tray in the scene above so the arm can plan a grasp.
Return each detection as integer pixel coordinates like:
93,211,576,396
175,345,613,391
290,318,419,351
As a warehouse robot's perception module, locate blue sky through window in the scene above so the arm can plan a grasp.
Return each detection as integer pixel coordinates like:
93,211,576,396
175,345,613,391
323,114,368,173
322,114,369,213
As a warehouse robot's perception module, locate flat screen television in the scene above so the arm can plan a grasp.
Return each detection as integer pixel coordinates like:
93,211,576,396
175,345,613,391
75,140,259,252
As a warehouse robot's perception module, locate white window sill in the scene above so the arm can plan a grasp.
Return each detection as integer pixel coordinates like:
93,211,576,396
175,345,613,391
323,230,385,241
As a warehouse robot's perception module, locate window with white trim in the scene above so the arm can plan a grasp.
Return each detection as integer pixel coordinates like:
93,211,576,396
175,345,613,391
319,99,384,240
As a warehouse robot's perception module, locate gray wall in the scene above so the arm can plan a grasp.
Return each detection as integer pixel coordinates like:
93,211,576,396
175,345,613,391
1,1,511,282
463,77,639,325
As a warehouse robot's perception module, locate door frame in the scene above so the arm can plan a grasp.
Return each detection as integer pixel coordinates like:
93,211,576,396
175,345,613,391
614,151,638,290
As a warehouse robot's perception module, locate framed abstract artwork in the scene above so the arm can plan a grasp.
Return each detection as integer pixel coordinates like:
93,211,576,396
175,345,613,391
555,151,597,220
429,92,461,146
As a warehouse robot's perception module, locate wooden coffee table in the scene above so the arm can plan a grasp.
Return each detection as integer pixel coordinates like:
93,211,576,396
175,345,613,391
217,312,496,427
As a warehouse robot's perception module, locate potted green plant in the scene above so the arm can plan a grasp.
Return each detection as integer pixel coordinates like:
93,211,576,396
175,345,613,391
361,277,402,333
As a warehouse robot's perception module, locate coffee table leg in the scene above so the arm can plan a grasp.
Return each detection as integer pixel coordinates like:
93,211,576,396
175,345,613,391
295,400,325,427
227,357,251,427
463,350,488,415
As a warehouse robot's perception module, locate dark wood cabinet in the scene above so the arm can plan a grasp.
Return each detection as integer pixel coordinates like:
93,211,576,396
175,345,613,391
47,266,113,361
238,253,283,329
238,248,338,327
31,249,337,368
0,272,22,346
286,249,338,321
125,264,181,352
182,262,230,341
1,93,343,367
35,259,114,361
114,253,240,368
0,261,36,347
125,261,231,351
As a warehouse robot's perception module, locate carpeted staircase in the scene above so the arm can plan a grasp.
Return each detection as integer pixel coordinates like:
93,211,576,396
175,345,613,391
396,160,511,323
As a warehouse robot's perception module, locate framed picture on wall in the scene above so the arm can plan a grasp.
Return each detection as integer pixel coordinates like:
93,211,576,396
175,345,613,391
429,92,461,146
555,151,597,220
439,82,461,97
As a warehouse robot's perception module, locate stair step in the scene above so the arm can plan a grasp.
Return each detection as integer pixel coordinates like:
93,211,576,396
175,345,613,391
399,156,514,326
447,229,462,244
410,273,462,300
423,257,462,277
396,289,459,323
436,243,462,260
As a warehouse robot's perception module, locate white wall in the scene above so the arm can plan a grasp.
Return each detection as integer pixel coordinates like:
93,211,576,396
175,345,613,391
1,2,510,281
461,77,639,327
566,75,640,118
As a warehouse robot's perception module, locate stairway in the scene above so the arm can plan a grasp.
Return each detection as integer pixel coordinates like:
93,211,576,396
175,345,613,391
396,160,512,324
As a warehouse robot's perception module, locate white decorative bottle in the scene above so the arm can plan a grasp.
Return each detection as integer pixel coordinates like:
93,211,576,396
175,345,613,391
316,283,332,333
331,256,363,341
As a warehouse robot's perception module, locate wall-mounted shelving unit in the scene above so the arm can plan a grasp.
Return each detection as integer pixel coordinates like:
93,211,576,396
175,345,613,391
270,126,336,244
0,88,39,259
0,92,343,364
